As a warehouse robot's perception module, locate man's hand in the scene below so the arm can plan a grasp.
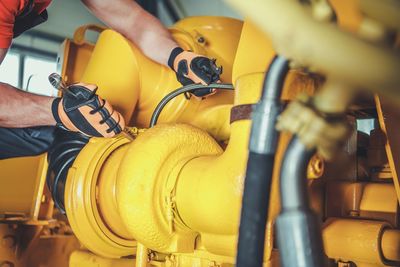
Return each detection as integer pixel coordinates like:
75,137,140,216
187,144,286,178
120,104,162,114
168,47,223,98
52,83,125,138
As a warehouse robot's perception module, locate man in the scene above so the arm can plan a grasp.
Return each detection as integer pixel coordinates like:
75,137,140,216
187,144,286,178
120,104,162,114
0,0,222,159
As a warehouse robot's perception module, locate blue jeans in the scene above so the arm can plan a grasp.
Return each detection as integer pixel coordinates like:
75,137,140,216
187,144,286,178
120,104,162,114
0,126,55,160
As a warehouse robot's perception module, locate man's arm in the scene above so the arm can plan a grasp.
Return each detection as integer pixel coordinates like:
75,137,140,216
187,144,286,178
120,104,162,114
0,48,7,64
0,48,56,127
0,82,55,127
82,0,223,97
82,0,178,66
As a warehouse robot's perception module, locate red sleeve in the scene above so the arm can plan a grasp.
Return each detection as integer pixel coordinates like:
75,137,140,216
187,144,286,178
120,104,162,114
0,0,21,49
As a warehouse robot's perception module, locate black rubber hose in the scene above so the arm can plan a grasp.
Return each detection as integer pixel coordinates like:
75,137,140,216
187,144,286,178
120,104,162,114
149,83,234,127
276,137,325,267
46,128,89,213
236,153,275,267
236,56,289,267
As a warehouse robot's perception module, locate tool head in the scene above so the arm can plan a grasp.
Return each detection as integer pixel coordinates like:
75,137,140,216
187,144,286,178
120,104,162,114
49,73,67,91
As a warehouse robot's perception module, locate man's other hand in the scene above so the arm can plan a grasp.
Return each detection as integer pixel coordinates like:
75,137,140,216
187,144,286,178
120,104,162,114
168,47,223,98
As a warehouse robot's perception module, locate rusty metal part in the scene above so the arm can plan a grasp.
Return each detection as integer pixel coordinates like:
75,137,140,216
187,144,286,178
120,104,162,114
230,104,253,123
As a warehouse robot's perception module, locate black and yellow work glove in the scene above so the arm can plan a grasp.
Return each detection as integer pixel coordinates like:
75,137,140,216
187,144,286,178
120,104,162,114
168,47,222,98
51,83,125,138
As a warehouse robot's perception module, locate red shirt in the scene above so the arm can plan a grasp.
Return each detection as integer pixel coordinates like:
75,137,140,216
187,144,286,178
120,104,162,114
0,0,51,48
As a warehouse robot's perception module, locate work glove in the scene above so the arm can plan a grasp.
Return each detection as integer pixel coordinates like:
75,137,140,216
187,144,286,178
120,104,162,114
51,83,125,138
168,47,222,98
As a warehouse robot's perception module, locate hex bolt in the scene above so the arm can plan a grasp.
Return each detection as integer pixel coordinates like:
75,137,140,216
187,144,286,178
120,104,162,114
197,36,205,43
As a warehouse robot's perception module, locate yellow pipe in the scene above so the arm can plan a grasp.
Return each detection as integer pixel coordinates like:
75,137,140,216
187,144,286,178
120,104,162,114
115,20,274,255
381,229,400,262
174,73,262,236
115,72,264,257
66,18,322,261
116,123,224,253
323,218,393,265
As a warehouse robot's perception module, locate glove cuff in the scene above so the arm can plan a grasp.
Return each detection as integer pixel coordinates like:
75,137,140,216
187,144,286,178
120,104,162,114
51,97,62,125
168,47,184,70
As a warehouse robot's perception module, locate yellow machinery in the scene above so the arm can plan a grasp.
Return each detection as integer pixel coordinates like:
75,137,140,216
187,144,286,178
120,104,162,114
1,1,400,267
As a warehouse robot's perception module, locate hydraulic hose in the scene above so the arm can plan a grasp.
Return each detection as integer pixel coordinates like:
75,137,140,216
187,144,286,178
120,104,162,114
149,83,234,127
46,127,89,212
236,55,289,267
276,137,325,267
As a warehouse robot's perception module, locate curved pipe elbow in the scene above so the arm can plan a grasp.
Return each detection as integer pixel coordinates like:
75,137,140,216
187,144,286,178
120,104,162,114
276,136,325,267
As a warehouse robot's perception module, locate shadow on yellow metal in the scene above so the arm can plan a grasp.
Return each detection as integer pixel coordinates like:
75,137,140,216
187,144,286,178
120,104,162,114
0,155,47,220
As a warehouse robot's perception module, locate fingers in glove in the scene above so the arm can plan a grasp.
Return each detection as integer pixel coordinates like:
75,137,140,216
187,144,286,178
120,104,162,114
78,99,124,138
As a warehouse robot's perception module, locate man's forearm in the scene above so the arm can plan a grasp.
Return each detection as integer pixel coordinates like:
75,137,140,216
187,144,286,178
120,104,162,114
123,7,179,66
0,82,55,127
82,0,179,66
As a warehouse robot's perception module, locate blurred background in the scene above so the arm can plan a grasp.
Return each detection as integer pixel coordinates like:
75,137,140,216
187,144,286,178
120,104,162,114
0,0,241,97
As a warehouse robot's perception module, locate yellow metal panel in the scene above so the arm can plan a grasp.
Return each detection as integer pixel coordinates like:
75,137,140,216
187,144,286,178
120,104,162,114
231,21,275,84
0,155,47,219
172,16,243,84
359,183,398,213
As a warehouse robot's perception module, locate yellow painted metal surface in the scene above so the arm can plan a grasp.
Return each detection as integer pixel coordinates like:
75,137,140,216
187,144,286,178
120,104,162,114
326,181,398,220
64,135,136,258
381,229,400,262
359,183,398,214
1,3,400,267
78,17,242,141
117,123,222,252
0,155,47,219
63,16,324,266
323,218,393,266
0,222,81,267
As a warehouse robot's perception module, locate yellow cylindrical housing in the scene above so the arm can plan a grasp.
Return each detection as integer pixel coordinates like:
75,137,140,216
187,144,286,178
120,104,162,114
175,72,264,236
323,218,391,265
65,136,136,258
381,229,400,263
